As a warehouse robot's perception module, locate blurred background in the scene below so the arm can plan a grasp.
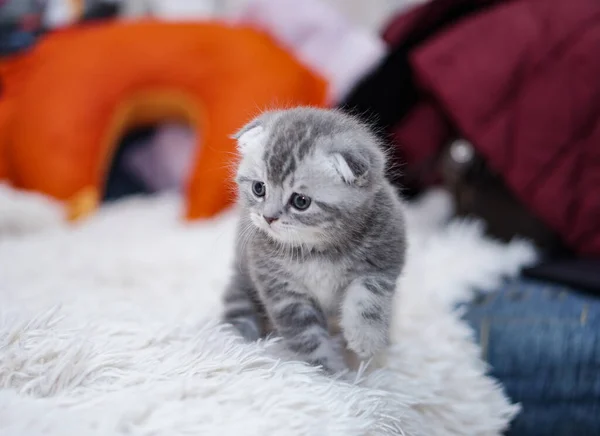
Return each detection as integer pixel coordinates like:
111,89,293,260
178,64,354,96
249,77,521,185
1,1,598,434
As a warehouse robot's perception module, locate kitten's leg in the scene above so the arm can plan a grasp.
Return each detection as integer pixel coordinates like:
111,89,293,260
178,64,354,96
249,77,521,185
341,276,395,359
223,270,264,342
264,285,346,373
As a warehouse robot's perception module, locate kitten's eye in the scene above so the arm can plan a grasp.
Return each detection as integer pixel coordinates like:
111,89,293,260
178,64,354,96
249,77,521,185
290,193,311,211
252,181,266,197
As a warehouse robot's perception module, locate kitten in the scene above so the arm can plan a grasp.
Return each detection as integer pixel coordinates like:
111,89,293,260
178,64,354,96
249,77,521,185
222,107,406,373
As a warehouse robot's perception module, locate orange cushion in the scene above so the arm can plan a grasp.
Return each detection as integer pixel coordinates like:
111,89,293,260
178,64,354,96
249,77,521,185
0,20,327,220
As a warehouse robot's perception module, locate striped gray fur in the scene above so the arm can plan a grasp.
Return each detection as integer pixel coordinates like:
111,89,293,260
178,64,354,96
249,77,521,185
222,108,406,374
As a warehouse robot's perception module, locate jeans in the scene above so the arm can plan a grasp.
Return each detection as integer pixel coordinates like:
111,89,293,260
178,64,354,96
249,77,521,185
463,278,600,435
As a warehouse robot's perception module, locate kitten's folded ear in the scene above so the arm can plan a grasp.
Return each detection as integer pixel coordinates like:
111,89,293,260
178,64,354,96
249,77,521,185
330,151,370,187
231,121,266,153
231,119,261,140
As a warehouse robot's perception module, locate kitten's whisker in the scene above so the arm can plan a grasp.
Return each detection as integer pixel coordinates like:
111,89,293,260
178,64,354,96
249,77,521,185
236,221,256,271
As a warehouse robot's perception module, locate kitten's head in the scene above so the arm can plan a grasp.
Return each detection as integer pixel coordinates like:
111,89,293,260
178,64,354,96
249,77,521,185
234,107,387,248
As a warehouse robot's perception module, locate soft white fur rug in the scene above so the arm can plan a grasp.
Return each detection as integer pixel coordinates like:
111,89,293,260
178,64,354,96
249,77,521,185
0,184,537,436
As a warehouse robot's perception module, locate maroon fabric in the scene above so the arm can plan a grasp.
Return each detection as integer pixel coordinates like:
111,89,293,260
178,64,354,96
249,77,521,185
383,0,501,46
392,101,448,164
385,0,600,255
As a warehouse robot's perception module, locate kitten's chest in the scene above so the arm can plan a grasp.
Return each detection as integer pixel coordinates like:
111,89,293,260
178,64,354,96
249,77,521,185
293,259,349,313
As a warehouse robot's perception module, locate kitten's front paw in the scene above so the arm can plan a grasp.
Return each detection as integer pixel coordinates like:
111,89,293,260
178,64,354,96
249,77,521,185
310,353,347,375
227,318,261,342
342,319,389,360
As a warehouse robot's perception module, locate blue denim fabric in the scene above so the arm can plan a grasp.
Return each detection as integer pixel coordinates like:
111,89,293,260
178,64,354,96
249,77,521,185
463,278,600,436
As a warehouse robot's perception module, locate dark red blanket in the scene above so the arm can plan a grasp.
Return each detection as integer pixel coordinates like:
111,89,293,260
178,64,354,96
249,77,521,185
344,0,600,255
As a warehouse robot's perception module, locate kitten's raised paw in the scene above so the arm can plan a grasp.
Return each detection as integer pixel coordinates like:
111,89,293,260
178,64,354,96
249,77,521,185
342,324,389,360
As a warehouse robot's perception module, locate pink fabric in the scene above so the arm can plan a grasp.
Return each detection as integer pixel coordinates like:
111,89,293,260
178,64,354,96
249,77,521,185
123,124,196,193
237,0,386,104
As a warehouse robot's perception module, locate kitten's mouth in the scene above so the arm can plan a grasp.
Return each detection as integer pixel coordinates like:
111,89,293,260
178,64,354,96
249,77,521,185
249,213,322,247
259,221,290,241
250,213,282,237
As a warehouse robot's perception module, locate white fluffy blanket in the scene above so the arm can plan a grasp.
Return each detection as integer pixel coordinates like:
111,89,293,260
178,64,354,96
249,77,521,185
0,185,536,435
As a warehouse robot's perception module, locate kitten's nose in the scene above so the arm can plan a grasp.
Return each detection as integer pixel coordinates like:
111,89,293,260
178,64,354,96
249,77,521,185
263,215,278,225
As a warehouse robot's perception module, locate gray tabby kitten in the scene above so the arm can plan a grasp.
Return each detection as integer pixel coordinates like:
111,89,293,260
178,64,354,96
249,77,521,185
222,107,406,373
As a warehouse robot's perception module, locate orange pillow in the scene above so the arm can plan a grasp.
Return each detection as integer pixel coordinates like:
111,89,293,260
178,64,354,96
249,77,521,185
0,21,327,220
